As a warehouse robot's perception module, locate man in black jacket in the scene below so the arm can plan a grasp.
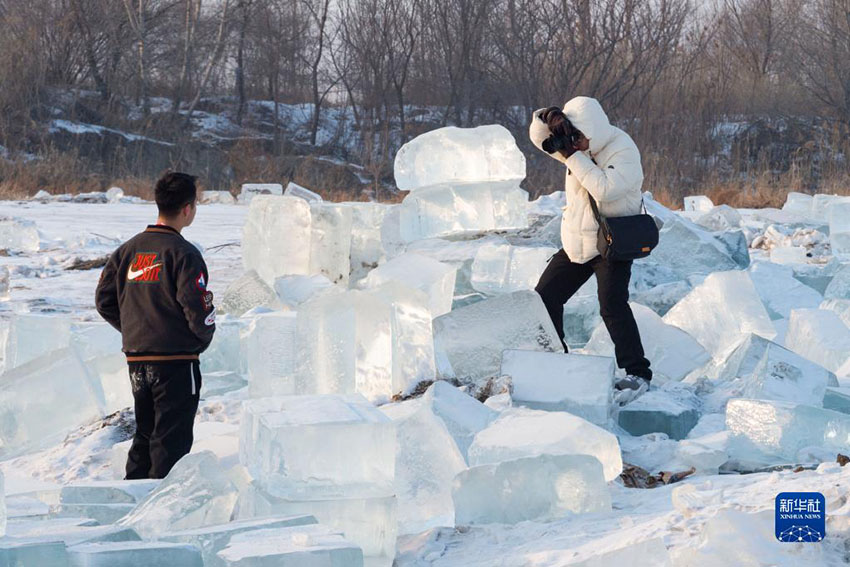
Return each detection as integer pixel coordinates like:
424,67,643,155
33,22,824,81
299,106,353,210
96,172,215,479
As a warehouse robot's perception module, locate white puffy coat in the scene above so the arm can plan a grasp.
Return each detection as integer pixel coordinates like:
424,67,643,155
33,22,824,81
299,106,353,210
529,96,644,264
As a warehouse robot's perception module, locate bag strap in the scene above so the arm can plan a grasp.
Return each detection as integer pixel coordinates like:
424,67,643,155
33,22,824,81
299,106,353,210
586,190,604,225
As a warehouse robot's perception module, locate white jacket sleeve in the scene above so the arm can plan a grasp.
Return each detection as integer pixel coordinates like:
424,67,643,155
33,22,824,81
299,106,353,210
528,108,570,165
565,149,643,204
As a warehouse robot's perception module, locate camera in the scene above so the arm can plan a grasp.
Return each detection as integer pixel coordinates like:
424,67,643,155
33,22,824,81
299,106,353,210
539,107,581,154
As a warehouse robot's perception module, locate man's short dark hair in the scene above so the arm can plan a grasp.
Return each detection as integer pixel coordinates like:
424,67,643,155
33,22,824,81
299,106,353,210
155,172,197,217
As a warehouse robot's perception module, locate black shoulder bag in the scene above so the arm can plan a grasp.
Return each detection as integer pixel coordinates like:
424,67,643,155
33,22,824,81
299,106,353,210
586,192,659,261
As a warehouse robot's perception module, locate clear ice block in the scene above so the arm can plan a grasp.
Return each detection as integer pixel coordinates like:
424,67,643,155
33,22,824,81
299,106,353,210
67,541,203,567
420,381,496,462
0,348,102,457
501,350,612,424
812,193,849,222
273,274,336,308
219,270,279,316
239,395,395,498
828,201,850,257
695,205,742,232
769,246,808,265
782,192,813,217
60,480,159,505
342,202,390,284
3,313,72,370
162,516,318,567
664,270,776,361
470,243,557,295
405,234,509,297
824,263,850,300
360,252,457,317
380,398,466,534
584,302,710,381
309,202,353,285
393,124,525,191
792,257,841,294
432,290,563,383
284,182,322,202
617,383,701,440
467,408,623,482
785,308,850,372
824,387,850,414
821,298,850,328
201,315,247,375
650,218,744,278
217,524,363,567
238,483,396,561
0,217,39,253
393,181,528,244
741,339,832,406
243,312,298,398
239,183,283,204
683,195,714,212
726,398,850,461
295,284,435,402
242,196,312,284
748,261,822,320
119,451,238,539
452,453,611,525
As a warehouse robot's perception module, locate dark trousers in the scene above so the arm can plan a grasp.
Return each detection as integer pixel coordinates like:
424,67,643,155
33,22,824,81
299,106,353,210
125,360,201,479
535,249,652,380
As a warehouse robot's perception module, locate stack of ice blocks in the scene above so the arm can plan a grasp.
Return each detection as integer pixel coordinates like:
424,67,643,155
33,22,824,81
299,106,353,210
295,282,435,402
386,125,530,244
242,195,353,286
239,394,397,564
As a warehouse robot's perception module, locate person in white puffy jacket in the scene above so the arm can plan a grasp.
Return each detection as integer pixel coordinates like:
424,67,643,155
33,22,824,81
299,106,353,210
529,96,652,401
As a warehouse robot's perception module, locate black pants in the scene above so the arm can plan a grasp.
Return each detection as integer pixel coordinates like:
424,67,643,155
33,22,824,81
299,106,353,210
535,249,652,380
125,360,201,480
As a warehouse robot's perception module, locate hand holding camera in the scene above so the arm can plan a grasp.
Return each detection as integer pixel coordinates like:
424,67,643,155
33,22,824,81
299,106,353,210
538,106,583,158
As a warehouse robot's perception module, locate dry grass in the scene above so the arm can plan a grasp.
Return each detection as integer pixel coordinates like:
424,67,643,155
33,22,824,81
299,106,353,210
1,143,846,208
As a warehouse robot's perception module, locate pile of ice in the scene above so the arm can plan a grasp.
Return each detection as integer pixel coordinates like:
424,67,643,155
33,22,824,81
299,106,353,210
383,125,531,246
8,126,850,566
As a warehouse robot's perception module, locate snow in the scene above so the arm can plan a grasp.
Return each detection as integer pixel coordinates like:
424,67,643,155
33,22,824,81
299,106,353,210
48,119,175,146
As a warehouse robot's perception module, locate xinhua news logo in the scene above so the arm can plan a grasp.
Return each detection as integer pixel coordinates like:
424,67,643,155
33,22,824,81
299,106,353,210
775,492,826,543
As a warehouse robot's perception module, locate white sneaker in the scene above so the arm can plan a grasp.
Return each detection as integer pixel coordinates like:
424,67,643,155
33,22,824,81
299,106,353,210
613,375,650,406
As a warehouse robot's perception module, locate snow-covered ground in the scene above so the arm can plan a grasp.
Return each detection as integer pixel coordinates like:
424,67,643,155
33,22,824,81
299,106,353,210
0,201,246,319
2,130,850,565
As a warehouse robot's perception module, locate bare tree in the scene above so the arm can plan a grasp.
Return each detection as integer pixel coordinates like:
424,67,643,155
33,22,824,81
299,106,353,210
181,0,232,127
299,0,337,145
794,0,850,125
121,0,152,115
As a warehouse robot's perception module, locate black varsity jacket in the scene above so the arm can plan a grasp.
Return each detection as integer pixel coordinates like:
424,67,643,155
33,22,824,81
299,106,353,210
95,224,216,361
